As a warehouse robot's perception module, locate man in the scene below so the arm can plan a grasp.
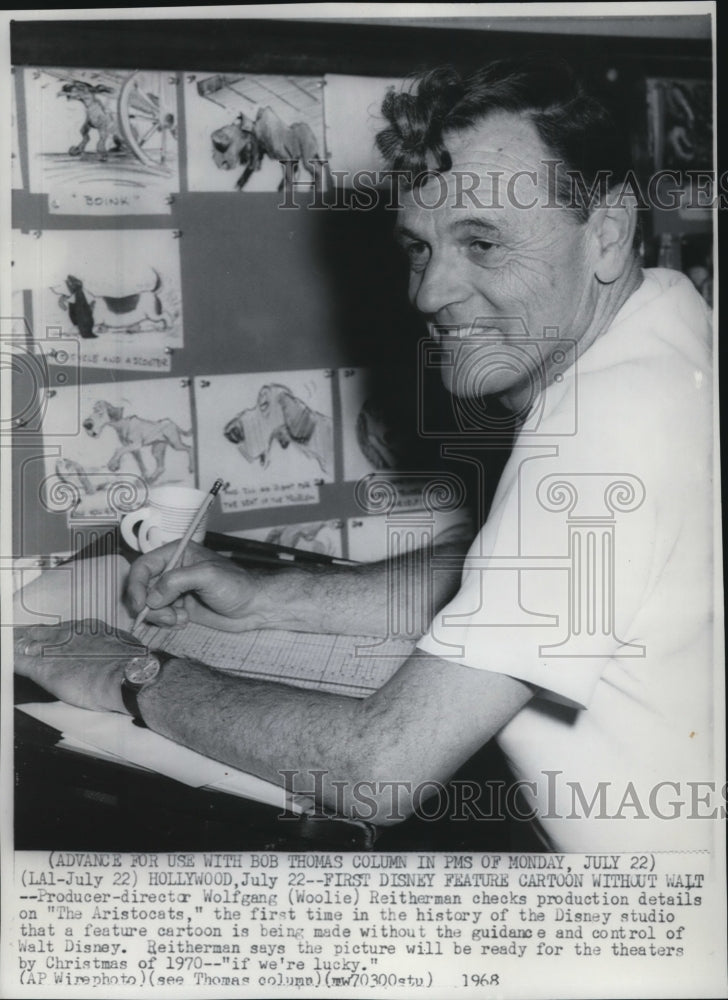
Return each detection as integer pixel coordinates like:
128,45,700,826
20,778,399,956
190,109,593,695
15,58,717,850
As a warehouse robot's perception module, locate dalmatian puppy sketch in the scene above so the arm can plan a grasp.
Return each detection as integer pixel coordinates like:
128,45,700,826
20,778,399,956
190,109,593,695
44,381,195,519
224,383,334,477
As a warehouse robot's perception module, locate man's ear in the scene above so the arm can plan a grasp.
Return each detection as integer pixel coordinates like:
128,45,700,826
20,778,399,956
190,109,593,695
589,194,637,284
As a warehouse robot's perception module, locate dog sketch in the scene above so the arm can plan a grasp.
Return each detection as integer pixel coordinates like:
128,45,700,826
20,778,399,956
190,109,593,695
52,271,173,335
83,400,194,482
53,275,96,338
265,521,337,556
223,383,333,475
59,80,126,160
211,106,319,191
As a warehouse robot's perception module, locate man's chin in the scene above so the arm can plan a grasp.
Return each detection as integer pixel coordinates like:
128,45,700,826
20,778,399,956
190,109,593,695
440,366,525,401
440,366,541,427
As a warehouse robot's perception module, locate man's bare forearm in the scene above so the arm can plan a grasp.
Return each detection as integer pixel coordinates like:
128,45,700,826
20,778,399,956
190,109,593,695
262,540,469,638
136,641,531,825
138,658,403,821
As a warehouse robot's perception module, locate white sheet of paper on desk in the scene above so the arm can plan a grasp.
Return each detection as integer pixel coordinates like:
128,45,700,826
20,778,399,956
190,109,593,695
18,702,305,812
136,622,415,697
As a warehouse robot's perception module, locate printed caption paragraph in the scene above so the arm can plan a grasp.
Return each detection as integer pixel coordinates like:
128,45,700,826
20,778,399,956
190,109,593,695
5,850,726,998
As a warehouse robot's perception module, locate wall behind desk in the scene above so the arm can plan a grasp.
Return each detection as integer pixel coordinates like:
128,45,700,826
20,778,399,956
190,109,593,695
9,16,712,564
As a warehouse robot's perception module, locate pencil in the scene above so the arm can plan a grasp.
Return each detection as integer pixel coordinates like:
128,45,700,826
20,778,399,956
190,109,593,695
131,478,224,634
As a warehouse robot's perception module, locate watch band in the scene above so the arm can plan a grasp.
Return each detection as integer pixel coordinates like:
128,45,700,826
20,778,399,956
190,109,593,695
121,676,146,727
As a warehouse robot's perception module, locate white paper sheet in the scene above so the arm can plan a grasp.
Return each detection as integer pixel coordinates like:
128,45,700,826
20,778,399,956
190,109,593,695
18,702,308,811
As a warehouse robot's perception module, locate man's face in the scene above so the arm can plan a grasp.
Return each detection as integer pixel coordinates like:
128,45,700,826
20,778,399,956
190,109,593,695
396,112,600,408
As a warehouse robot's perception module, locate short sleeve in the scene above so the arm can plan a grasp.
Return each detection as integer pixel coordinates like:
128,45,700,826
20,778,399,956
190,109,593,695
417,370,667,708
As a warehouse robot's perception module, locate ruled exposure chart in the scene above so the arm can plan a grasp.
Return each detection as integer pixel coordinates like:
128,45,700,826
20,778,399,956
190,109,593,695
137,622,414,696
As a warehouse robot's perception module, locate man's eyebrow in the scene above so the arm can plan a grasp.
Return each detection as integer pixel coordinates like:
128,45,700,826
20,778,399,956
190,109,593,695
450,217,502,237
393,224,424,243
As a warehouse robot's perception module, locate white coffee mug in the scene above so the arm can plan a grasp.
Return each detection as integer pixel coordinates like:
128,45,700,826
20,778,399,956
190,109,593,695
120,486,210,553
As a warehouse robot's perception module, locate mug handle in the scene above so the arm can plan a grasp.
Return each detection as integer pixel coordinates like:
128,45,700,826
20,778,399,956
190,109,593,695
120,507,154,552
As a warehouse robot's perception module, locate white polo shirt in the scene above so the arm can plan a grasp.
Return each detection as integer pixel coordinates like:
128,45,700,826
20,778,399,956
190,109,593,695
418,269,719,851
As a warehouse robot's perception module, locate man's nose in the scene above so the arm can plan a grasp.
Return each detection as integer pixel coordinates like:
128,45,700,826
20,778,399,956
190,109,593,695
411,250,469,318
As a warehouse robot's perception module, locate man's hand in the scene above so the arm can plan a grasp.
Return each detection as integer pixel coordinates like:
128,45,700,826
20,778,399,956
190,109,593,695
125,542,282,631
14,619,144,714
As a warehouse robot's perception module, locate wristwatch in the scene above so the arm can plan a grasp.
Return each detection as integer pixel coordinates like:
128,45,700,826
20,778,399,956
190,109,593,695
121,651,172,728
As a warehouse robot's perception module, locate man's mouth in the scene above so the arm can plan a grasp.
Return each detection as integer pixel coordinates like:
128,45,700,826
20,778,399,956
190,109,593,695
430,323,501,341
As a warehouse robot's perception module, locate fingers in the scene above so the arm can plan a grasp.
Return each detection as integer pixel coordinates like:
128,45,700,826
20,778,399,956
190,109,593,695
144,562,213,611
14,628,39,657
126,549,167,612
141,597,189,628
142,605,181,627
125,542,217,613
14,622,70,654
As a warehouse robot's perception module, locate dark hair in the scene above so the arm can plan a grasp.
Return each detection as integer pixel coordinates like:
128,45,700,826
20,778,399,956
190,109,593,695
375,55,634,221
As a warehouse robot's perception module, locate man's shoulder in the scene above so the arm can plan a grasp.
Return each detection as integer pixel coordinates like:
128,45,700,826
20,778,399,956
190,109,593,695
569,269,711,419
594,267,711,372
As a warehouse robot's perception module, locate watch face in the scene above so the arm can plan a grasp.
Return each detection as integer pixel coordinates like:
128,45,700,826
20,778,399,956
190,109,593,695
125,654,161,685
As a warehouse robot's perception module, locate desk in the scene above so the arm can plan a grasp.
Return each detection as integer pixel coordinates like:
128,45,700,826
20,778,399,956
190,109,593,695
14,532,545,852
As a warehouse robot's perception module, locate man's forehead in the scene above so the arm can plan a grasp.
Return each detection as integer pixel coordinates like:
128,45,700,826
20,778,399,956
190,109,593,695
396,111,556,225
444,110,549,172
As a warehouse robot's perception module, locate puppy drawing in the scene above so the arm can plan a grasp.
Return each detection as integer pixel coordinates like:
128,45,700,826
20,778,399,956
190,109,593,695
223,384,333,476
211,107,319,191
83,400,194,483
52,271,173,335
59,80,126,160
53,275,97,338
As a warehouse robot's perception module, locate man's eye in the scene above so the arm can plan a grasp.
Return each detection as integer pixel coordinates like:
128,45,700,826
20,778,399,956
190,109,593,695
403,241,431,271
468,239,505,266
470,239,495,255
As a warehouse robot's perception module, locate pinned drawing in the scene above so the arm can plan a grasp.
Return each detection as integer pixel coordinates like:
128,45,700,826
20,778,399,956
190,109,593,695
24,67,179,214
80,400,194,483
230,520,344,559
42,379,195,521
51,271,173,339
195,371,335,513
185,72,325,192
339,368,409,481
28,228,182,370
223,382,334,476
